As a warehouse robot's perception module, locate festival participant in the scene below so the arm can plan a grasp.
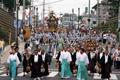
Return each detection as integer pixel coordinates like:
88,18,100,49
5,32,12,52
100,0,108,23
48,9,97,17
34,38,40,50
58,35,63,50
97,47,104,74
22,49,31,76
109,44,115,56
56,47,64,75
87,48,96,74
9,46,14,55
103,33,107,44
38,48,42,55
101,50,112,80
70,48,76,74
75,48,89,80
41,50,49,77
0,39,4,57
15,47,22,63
24,41,30,50
7,50,20,80
47,43,54,65
30,50,42,80
59,47,72,79
112,46,120,70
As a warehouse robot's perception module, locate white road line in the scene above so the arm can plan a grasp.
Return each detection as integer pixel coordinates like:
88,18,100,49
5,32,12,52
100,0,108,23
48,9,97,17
17,73,23,76
0,74,7,76
0,71,4,74
93,73,118,80
112,71,120,74
47,72,58,77
49,69,58,71
0,66,5,70
53,48,57,59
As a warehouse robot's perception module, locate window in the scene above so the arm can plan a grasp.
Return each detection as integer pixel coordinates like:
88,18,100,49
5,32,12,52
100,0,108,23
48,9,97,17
93,21,96,24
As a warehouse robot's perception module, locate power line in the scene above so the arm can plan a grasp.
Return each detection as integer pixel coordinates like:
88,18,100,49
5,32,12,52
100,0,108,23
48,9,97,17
34,0,63,7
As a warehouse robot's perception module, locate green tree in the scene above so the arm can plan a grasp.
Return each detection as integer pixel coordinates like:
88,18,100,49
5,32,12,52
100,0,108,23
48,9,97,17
0,0,30,11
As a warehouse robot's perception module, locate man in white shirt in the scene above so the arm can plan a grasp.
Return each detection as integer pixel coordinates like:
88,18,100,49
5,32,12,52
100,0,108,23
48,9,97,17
34,38,40,50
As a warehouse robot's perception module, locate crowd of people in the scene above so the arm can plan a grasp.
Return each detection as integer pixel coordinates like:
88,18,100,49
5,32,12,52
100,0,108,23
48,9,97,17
6,27,119,80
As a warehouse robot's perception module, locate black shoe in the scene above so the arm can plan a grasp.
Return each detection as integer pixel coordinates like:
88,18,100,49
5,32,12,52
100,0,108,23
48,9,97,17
23,75,25,77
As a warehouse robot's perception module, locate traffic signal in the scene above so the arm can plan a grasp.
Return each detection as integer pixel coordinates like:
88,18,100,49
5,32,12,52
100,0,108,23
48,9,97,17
87,18,91,22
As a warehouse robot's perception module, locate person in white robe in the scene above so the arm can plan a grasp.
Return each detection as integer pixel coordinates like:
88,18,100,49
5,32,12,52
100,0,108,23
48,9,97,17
76,48,89,80
59,47,72,79
7,50,20,80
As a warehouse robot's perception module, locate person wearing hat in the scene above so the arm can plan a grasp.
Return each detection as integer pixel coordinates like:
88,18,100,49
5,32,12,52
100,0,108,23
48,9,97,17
22,49,31,76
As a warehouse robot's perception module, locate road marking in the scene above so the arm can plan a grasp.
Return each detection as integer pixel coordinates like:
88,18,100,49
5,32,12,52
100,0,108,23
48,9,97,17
47,72,58,77
0,74,7,76
53,48,56,59
0,66,5,70
18,72,23,76
93,73,118,80
49,69,58,71
0,71,4,74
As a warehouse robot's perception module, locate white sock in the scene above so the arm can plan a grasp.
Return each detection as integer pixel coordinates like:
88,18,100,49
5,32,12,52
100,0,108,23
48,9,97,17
11,78,14,80
37,77,40,80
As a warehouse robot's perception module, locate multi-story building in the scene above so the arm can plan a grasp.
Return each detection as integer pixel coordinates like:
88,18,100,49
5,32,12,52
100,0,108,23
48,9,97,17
82,14,97,28
92,0,112,25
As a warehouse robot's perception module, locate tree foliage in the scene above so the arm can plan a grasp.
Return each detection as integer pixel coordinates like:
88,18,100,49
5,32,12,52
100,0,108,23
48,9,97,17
0,0,30,11
108,0,120,14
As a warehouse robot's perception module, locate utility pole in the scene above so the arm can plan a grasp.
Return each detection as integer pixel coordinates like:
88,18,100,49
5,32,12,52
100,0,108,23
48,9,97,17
29,0,31,28
41,11,42,26
88,0,91,28
16,0,19,47
34,7,35,27
15,0,18,46
78,8,80,29
97,0,99,29
36,7,38,27
23,0,25,28
43,0,45,28
118,6,120,45
72,9,74,29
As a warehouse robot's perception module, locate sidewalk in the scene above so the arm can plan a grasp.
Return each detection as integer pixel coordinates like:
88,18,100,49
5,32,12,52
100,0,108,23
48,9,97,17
0,42,25,64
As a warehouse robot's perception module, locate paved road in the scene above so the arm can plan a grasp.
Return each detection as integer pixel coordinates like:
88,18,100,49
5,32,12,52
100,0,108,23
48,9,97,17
0,44,120,80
